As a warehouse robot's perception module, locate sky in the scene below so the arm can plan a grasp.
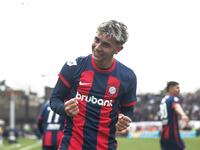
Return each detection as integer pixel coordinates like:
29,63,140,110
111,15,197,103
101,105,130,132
0,0,200,97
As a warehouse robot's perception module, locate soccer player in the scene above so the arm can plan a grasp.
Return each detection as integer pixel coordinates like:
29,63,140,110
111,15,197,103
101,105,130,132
37,101,65,150
50,20,137,150
159,81,190,150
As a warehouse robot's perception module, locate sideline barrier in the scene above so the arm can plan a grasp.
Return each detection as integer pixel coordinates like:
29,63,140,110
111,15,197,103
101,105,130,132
127,131,197,138
180,131,197,138
127,131,160,138
139,131,160,138
126,121,200,138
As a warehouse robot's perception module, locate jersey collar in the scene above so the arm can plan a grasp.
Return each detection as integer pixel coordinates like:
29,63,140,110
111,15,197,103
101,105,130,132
91,55,116,73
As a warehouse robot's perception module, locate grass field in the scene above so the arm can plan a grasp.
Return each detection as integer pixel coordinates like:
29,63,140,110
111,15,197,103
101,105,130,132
1,136,200,150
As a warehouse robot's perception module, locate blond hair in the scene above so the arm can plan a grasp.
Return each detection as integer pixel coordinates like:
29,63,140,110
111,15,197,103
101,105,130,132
97,20,129,45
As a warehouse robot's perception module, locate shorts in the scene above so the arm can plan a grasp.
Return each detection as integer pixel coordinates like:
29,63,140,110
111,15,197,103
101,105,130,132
160,138,186,150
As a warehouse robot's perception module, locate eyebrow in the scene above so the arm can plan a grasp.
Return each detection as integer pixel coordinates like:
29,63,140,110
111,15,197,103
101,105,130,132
95,36,99,40
95,36,112,46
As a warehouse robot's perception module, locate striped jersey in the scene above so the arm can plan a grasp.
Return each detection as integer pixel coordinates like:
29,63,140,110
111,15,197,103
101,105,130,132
38,101,65,147
159,95,181,139
50,54,137,150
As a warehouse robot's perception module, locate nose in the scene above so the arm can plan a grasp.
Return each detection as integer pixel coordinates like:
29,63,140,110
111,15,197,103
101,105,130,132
95,43,102,51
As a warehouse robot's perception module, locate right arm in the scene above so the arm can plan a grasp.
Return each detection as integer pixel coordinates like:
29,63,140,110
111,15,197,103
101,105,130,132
50,77,79,117
37,117,43,134
50,60,79,116
37,102,49,134
50,77,69,116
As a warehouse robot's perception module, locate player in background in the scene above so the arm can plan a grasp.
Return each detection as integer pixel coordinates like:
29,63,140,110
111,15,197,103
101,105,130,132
159,81,190,150
50,20,137,150
37,101,65,150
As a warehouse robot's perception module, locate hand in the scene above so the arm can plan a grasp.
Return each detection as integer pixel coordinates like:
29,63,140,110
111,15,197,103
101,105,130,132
181,114,190,126
115,114,131,131
64,98,79,117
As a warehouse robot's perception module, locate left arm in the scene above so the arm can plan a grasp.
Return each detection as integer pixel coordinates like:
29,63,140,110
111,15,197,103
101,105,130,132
120,105,134,120
116,71,137,131
115,105,133,131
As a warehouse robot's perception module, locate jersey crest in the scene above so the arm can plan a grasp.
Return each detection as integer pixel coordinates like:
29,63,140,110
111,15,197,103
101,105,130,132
108,85,118,96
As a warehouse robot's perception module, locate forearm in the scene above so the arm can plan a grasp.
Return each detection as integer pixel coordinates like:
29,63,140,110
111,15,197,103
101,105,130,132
50,78,69,116
50,97,66,116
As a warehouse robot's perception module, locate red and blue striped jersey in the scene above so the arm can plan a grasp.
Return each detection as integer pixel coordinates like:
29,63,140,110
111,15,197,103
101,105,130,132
159,95,180,139
38,101,65,147
50,54,137,150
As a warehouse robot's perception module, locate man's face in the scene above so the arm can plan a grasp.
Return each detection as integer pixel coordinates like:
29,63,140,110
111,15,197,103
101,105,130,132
91,32,123,68
171,84,180,96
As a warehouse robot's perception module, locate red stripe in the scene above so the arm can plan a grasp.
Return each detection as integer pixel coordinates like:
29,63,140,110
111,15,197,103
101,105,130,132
96,75,120,150
58,73,71,88
57,131,63,146
164,126,169,139
120,101,137,106
173,111,180,147
38,116,43,120
172,103,179,108
57,127,65,150
68,71,94,150
91,55,116,73
45,131,52,146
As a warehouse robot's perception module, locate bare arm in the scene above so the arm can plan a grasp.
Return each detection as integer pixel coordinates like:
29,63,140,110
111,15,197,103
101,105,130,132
174,104,190,125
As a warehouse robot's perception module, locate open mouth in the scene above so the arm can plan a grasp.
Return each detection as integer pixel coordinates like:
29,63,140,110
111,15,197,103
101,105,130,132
93,50,103,58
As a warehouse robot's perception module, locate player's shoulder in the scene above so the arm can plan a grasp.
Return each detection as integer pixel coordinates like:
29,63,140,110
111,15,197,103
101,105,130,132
116,59,136,79
168,95,179,102
43,101,50,108
62,55,90,69
75,54,91,64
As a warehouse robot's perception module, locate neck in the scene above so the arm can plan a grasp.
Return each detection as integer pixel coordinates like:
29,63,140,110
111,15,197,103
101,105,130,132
94,59,114,69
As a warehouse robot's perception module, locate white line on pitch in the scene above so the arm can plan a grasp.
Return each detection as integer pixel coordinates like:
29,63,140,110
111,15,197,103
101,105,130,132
19,142,41,150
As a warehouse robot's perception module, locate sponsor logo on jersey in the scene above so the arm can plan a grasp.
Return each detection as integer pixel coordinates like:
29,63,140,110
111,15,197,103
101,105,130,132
76,91,113,107
162,119,169,125
46,124,61,130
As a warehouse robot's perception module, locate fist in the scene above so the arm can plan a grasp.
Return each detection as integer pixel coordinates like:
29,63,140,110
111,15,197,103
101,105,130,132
115,114,131,131
64,98,79,117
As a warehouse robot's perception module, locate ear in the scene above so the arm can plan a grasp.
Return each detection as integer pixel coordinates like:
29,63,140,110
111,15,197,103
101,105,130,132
114,45,123,54
168,86,173,94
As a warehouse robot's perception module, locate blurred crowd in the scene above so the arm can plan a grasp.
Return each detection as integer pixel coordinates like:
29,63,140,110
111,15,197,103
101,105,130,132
133,92,200,122
1,92,200,144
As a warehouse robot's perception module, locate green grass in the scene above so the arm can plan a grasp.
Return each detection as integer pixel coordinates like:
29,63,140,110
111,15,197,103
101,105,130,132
117,137,200,150
1,136,200,150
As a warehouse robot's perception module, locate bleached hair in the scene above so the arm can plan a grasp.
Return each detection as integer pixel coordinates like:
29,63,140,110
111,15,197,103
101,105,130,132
97,20,129,45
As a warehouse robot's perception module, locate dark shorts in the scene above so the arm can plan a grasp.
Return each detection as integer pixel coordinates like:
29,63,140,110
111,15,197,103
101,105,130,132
160,138,186,150
43,146,59,150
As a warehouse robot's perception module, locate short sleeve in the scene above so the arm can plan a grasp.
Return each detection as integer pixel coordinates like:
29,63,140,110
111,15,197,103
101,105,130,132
172,96,180,108
59,59,78,88
120,72,137,106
